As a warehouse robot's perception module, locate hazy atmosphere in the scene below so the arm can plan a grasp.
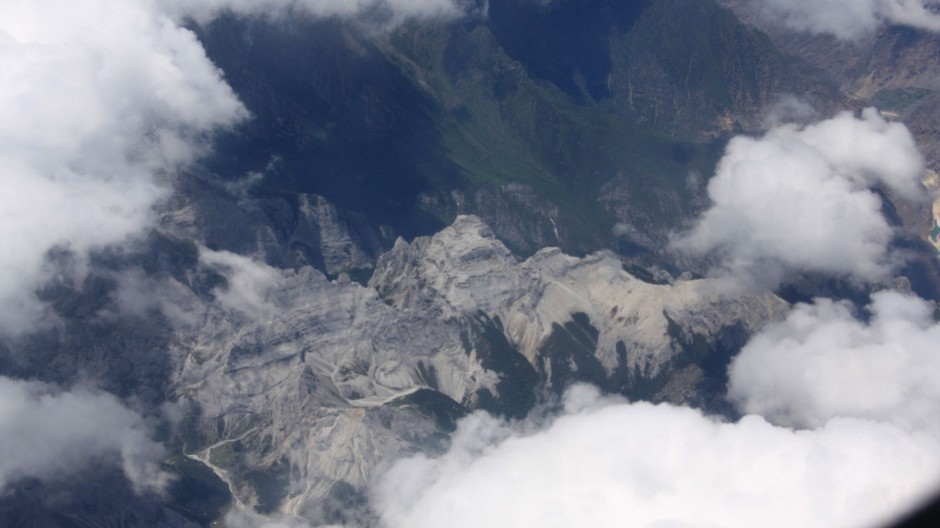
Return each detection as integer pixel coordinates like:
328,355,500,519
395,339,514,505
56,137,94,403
1,1,939,527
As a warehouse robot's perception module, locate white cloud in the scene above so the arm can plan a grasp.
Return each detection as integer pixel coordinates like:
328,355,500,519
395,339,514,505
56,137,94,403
0,0,246,334
0,376,170,494
762,94,819,128
881,0,940,30
199,248,287,319
109,268,205,330
671,109,925,290
729,290,940,436
373,290,940,528
751,0,940,39
157,0,477,26
373,385,940,528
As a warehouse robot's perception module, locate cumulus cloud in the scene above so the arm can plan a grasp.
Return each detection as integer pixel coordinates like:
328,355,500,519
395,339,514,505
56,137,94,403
751,0,940,39
671,108,925,290
373,291,940,528
0,0,246,334
157,0,480,26
0,376,170,494
729,290,940,436
373,385,940,528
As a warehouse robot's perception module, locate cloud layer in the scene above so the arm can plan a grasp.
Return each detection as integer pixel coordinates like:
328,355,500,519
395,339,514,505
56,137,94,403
373,385,940,528
0,0,246,333
729,290,940,436
671,108,924,290
0,377,169,493
374,287,940,528
751,0,940,39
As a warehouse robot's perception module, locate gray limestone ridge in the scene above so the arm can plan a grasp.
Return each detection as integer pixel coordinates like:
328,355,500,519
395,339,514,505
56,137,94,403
172,215,788,517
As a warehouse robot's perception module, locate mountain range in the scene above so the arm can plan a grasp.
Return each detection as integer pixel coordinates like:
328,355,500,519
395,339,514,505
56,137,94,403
1,1,940,527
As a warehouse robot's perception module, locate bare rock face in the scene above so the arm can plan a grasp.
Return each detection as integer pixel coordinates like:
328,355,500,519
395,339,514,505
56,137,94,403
160,171,384,276
372,215,788,388
171,266,496,518
294,194,375,276
171,215,788,519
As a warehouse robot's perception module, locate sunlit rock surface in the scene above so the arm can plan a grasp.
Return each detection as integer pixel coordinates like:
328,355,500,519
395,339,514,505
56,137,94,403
373,215,788,385
169,215,787,516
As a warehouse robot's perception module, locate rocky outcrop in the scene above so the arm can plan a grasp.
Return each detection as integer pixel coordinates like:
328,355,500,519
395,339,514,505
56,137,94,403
170,265,495,517
372,215,788,388
160,171,384,276
169,215,788,518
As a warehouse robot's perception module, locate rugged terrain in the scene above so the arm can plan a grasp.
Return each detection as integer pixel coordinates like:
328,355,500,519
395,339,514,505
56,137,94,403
171,215,787,519
2,0,939,526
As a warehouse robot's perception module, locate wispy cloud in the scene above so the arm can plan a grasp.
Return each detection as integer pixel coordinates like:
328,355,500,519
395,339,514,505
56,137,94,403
0,377,169,494
198,248,287,320
750,0,940,39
